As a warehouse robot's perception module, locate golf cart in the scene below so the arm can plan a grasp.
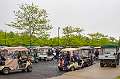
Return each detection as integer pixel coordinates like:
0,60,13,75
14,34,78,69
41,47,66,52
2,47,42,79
58,48,84,71
27,46,39,63
78,46,95,67
37,46,54,61
99,45,120,67
0,47,32,75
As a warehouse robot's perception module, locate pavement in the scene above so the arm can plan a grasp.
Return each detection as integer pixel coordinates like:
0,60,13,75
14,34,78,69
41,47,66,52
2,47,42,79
0,60,64,79
0,60,120,79
48,63,120,79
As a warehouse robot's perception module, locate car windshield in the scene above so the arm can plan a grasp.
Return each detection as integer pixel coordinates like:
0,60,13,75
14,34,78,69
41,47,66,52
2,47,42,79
102,48,116,54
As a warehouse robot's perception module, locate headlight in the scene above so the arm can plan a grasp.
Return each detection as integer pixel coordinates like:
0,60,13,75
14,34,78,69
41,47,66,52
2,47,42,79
0,66,4,70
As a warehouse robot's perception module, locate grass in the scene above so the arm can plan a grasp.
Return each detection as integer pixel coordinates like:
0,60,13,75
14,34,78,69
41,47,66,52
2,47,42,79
115,76,120,79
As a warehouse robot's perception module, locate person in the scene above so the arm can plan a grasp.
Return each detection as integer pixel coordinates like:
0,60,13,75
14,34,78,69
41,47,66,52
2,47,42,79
66,51,70,61
58,56,64,67
72,51,78,61
55,48,60,59
63,55,69,70
72,52,81,65
76,53,81,65
95,49,99,59
0,52,6,65
63,51,71,70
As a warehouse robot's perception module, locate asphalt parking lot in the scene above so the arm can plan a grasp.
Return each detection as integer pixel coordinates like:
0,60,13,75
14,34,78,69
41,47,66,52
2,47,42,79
0,60,64,79
1,61,120,79
48,62,120,79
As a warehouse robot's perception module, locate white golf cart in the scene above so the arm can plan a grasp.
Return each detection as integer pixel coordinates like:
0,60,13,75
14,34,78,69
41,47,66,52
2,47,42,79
37,46,54,61
0,47,32,74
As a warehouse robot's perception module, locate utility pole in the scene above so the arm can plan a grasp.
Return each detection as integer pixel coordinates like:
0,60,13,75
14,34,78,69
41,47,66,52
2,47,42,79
29,26,32,54
58,27,60,46
67,26,70,47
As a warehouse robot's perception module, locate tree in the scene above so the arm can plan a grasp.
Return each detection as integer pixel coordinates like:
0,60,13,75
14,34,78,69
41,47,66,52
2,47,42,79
109,37,117,42
74,27,84,36
63,26,83,46
87,32,108,46
7,3,52,38
88,32,107,40
118,37,120,46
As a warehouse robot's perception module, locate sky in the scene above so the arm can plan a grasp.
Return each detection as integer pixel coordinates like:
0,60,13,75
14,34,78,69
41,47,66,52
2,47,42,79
0,0,120,38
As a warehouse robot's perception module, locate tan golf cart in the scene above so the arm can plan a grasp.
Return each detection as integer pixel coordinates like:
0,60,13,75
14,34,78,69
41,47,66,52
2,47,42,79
0,47,32,74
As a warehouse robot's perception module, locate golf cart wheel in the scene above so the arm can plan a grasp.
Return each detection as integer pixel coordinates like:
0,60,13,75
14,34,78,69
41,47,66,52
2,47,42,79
2,68,10,75
100,63,104,67
39,58,41,61
81,64,84,68
35,59,39,63
27,65,32,72
112,64,116,68
44,58,47,61
70,67,75,71
58,67,63,71
84,62,88,67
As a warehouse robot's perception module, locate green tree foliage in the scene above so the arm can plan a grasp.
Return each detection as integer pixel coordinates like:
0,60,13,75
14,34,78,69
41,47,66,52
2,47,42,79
63,26,83,46
0,31,117,47
7,3,52,38
118,37,120,46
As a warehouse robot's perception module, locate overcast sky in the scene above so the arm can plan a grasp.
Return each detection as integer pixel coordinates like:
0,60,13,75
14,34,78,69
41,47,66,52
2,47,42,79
0,0,120,38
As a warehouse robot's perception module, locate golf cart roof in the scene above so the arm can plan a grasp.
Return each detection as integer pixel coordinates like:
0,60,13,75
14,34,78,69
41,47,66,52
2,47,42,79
101,45,118,48
27,46,40,48
54,46,63,49
94,47,101,49
0,46,7,48
79,46,94,50
1,46,28,52
39,46,52,49
61,48,77,52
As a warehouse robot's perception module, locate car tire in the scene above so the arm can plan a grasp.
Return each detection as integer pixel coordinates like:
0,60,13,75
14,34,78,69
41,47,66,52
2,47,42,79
27,65,32,72
2,68,10,75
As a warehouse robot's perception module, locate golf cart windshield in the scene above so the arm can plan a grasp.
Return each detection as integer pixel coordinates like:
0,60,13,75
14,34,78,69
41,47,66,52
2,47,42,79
1,47,28,59
38,48,48,55
80,49,91,57
101,45,118,55
102,48,116,55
